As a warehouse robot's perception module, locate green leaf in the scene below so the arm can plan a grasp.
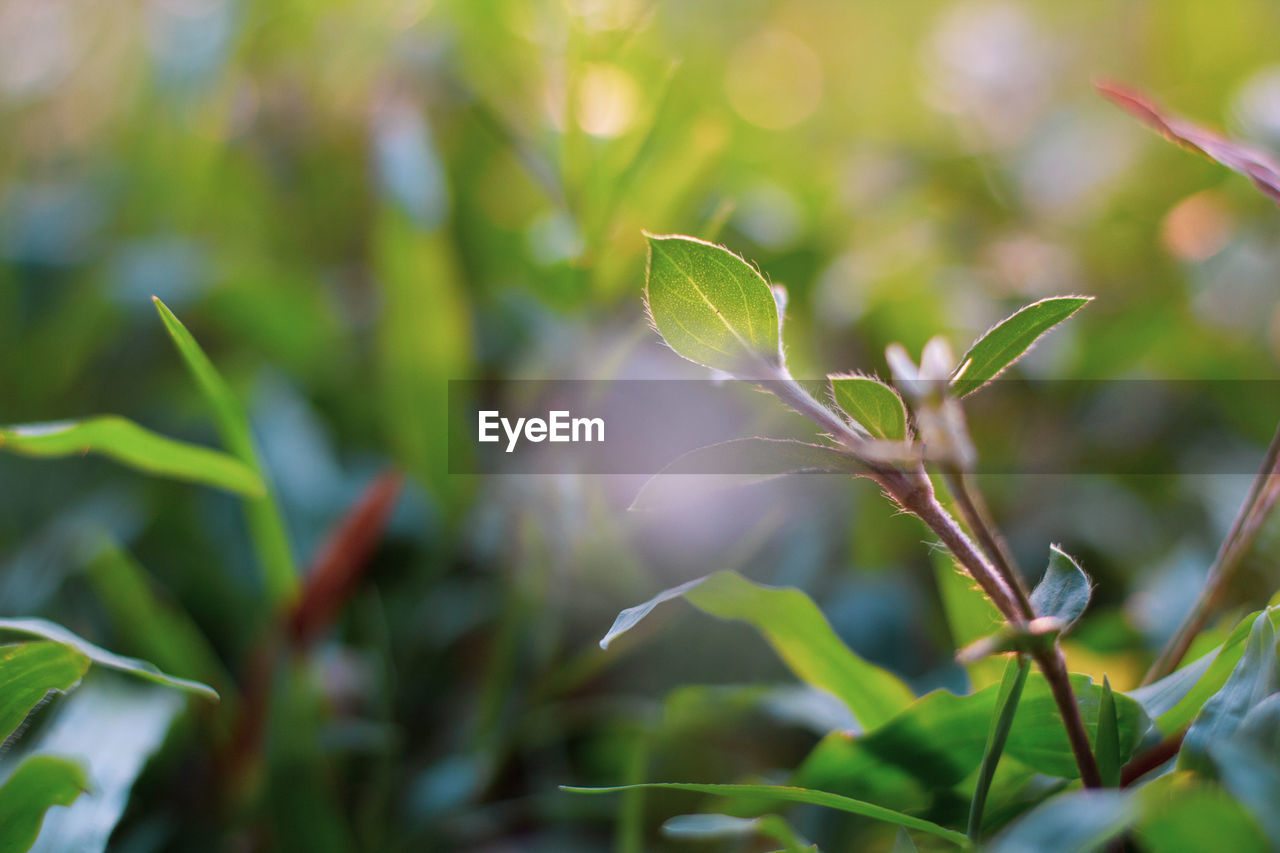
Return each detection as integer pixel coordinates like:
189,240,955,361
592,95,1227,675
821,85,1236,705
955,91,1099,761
600,570,914,729
968,655,1030,839
829,375,909,441
1029,546,1091,630
950,297,1091,397
0,619,217,701
643,233,781,373
794,673,1148,810
1179,611,1279,774
630,438,864,510
990,789,1134,853
1208,694,1280,844
562,783,972,848
0,643,90,743
152,297,297,607
1134,774,1269,853
0,756,88,853
1094,676,1121,787
0,417,264,497
662,813,812,852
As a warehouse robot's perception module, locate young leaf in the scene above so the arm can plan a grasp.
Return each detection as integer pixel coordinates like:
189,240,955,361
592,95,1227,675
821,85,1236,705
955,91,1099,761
968,655,1030,840
0,642,90,743
643,233,781,373
630,438,864,510
0,619,218,701
1179,611,1279,774
562,783,972,848
950,297,1091,397
1094,676,1121,787
1097,80,1280,205
599,570,914,729
0,756,88,853
1029,545,1091,630
152,297,297,607
0,418,264,497
829,375,909,440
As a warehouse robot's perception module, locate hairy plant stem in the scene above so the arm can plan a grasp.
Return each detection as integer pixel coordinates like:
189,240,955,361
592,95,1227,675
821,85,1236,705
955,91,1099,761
942,467,1034,619
766,370,1103,787
1143,419,1280,685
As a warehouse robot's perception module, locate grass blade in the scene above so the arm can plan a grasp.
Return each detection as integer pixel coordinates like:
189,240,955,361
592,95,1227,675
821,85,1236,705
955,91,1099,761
1094,676,1121,787
562,782,971,847
968,654,1030,839
152,297,297,607
0,417,264,497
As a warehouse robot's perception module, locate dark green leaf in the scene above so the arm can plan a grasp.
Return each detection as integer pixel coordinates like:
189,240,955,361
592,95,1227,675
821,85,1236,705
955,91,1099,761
829,375,909,440
0,417,264,497
1209,694,1280,845
1134,772,1269,853
643,233,781,373
969,655,1030,839
1094,676,1121,787
562,783,972,847
0,619,217,701
0,756,88,853
152,297,297,607
599,570,914,729
0,643,89,743
630,438,863,510
1179,611,1279,774
1029,546,1091,630
950,297,1091,397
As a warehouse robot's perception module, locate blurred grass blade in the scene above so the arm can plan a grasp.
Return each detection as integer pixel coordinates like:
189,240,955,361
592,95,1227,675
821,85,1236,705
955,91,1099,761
0,417,264,497
83,537,233,705
949,297,1091,397
152,297,296,607
1094,676,1121,787
1097,80,1280,205
968,655,1030,839
0,618,217,701
829,375,908,440
0,642,90,742
600,570,914,729
630,438,864,510
662,813,812,852
288,471,403,647
932,549,1005,689
1029,546,1091,630
0,756,88,853
644,233,781,373
563,783,971,847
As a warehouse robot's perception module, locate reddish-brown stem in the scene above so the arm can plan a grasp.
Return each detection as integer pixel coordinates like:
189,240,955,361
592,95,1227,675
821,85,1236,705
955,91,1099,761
1120,727,1186,787
1144,421,1280,684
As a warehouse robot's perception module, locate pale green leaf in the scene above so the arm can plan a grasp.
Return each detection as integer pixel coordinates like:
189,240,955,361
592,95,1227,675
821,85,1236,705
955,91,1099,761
663,813,812,852
644,233,780,373
0,643,89,743
0,756,88,853
830,375,909,440
630,438,863,510
990,789,1134,853
152,297,297,606
0,417,263,497
950,297,1091,397
968,655,1030,839
0,619,217,701
1029,546,1091,630
563,783,971,847
599,570,914,729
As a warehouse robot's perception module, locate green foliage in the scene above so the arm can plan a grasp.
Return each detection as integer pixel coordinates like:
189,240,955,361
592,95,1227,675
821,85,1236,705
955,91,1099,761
950,298,1092,398
0,756,88,853
829,375,909,440
644,234,781,373
0,418,264,497
968,656,1030,839
0,643,89,743
601,570,914,729
1094,677,1121,788
1030,546,1092,629
662,813,813,852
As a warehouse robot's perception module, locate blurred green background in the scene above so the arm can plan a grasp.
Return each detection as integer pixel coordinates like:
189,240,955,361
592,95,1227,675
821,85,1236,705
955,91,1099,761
6,0,1280,849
